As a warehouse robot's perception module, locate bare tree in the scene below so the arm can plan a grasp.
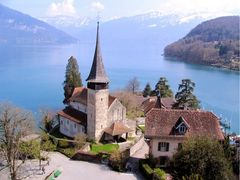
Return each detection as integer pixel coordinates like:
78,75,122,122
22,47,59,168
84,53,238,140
126,77,140,94
0,103,35,180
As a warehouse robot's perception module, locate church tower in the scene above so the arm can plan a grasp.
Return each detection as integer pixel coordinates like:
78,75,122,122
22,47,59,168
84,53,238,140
86,22,109,141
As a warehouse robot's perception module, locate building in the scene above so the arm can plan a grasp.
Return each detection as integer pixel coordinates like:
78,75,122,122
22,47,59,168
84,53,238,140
145,108,224,167
141,96,176,114
58,22,132,141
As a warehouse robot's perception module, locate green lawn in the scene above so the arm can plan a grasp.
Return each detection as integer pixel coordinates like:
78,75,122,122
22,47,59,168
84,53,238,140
90,144,119,154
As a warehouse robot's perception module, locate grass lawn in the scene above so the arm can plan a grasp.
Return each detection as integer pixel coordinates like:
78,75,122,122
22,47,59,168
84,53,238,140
138,124,145,133
90,144,119,154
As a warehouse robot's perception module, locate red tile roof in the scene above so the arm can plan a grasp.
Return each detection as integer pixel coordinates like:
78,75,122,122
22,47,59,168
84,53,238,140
58,107,87,126
141,97,176,114
69,87,116,107
104,121,132,136
145,108,224,140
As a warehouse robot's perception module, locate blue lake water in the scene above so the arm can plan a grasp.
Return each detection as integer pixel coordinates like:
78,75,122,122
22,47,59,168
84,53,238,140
0,43,239,133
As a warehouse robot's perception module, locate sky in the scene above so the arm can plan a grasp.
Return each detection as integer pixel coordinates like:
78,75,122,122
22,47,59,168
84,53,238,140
0,0,240,20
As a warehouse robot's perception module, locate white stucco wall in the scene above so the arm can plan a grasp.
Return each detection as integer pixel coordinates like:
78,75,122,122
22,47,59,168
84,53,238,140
150,138,183,159
59,116,85,138
70,102,87,113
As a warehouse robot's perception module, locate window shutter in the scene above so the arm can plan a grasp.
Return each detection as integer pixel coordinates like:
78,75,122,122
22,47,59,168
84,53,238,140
158,142,161,151
166,143,169,151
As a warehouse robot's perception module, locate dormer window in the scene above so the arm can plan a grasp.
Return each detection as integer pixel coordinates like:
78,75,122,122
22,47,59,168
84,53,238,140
179,125,186,134
174,116,190,135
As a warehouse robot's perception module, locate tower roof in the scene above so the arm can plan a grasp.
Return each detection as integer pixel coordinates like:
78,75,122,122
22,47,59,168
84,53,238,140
86,22,109,83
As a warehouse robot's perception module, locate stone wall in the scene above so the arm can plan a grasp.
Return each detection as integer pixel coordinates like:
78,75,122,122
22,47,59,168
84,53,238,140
72,151,101,163
87,89,109,141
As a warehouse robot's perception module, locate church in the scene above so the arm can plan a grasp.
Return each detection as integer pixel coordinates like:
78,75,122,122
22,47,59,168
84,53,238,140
57,22,132,142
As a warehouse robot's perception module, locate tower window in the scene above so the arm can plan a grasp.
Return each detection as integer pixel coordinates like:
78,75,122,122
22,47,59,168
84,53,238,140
101,98,103,101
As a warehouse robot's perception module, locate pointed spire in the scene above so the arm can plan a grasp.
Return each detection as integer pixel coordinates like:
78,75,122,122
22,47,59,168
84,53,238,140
86,22,109,83
154,91,162,109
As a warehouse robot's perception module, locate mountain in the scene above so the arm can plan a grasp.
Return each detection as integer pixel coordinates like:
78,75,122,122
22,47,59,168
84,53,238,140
164,16,240,71
42,12,205,49
0,4,77,45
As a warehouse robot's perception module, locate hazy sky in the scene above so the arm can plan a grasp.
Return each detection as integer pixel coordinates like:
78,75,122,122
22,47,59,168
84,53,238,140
1,0,240,20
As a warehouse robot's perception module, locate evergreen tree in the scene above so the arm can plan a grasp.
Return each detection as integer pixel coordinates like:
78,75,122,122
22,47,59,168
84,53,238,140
171,136,233,179
63,56,82,103
174,79,200,109
142,83,152,97
154,77,173,97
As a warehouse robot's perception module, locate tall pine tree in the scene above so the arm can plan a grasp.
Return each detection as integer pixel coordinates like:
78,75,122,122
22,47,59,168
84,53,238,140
154,77,173,97
63,56,82,104
143,83,152,97
174,79,200,109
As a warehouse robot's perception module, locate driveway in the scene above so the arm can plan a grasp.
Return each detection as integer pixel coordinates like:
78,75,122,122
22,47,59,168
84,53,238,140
10,152,140,180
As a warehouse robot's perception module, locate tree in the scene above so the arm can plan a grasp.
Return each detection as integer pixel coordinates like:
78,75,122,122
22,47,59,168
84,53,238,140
74,133,86,149
126,77,140,94
40,108,55,132
63,56,82,104
40,132,56,152
142,83,152,97
154,77,173,97
174,79,200,109
109,150,123,171
171,136,233,180
0,103,35,180
112,91,144,119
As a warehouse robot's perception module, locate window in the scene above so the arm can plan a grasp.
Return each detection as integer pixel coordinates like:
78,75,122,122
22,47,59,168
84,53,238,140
158,142,169,152
74,123,76,129
67,120,69,125
178,143,182,150
179,125,186,133
60,120,63,125
159,156,168,166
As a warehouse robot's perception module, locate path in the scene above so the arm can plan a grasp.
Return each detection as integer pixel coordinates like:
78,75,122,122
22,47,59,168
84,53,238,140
127,140,149,180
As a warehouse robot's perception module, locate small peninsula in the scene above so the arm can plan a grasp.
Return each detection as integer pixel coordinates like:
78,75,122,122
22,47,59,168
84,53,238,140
164,16,240,71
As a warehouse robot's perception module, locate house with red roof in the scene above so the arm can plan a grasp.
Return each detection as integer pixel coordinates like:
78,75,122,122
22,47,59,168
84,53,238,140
145,108,224,167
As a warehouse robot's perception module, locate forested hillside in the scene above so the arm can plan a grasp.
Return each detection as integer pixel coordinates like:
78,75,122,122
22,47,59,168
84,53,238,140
164,16,240,71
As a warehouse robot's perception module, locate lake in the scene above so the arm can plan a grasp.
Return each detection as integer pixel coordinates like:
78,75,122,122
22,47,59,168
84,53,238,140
0,43,239,133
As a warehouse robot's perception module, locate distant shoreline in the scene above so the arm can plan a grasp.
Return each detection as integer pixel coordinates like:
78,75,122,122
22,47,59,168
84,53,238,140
164,56,240,72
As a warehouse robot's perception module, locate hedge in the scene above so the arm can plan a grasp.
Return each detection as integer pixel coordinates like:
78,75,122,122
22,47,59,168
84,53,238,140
140,162,154,179
139,159,167,180
153,168,166,180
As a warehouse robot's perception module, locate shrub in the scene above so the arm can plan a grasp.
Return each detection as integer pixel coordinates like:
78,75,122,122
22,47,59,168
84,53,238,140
182,174,203,180
58,139,69,148
154,168,166,180
41,132,56,152
74,133,86,149
141,163,154,179
57,148,75,158
109,150,124,172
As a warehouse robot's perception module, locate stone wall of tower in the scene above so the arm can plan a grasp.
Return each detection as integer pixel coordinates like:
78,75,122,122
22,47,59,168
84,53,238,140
87,88,109,141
